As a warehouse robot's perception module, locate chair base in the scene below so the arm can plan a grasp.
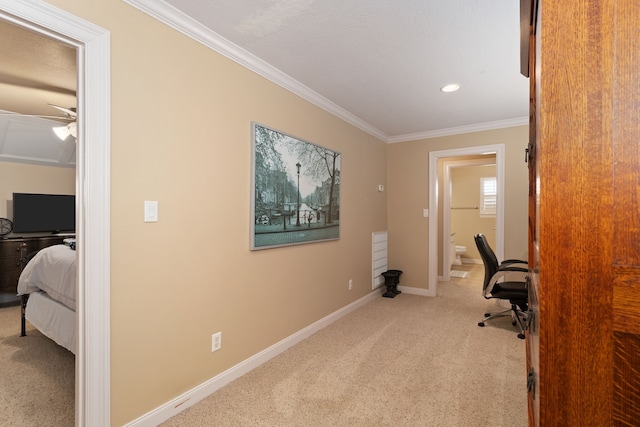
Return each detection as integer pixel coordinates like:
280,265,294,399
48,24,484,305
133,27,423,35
478,304,527,339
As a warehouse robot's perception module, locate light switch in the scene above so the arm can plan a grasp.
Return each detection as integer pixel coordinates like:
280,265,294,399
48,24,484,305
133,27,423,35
144,201,158,222
378,185,384,192
423,209,429,218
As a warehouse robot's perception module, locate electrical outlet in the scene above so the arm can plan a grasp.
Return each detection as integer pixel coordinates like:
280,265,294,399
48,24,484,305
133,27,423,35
349,279,353,290
211,332,222,352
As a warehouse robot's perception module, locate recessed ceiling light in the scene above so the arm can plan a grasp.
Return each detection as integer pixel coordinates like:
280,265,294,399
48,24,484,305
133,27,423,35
440,83,461,93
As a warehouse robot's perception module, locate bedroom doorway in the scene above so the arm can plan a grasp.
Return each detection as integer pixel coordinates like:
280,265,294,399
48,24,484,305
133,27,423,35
0,2,111,426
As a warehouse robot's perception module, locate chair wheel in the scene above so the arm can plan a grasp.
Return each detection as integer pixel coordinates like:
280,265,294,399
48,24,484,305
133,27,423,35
478,322,485,327
484,313,491,317
517,333,525,339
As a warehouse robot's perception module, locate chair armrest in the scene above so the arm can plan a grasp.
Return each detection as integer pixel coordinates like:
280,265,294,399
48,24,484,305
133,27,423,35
498,265,528,273
484,268,528,297
500,260,528,271
503,258,527,264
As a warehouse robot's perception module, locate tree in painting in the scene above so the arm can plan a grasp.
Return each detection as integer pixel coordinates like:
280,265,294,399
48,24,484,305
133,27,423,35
252,123,341,249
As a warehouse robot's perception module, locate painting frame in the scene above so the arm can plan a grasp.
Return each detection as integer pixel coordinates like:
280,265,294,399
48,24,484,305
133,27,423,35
250,122,341,250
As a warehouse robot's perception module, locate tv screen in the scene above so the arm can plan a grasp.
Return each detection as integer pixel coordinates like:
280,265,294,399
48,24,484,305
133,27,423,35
12,193,76,233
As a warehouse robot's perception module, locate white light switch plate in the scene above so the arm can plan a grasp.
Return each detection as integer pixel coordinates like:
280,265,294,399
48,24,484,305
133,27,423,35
144,201,158,222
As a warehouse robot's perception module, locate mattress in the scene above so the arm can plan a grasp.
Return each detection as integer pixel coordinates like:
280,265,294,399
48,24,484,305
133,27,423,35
17,244,76,310
26,291,76,354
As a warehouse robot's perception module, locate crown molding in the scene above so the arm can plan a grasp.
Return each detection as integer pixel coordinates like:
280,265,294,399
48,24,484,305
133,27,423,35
123,1,528,144
122,0,389,142
388,116,529,143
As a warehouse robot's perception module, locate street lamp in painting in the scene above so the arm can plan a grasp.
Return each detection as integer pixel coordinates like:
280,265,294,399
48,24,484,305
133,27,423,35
296,162,301,226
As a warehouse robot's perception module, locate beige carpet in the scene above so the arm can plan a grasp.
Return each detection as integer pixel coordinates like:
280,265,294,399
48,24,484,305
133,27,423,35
162,264,527,427
0,265,525,426
0,303,75,426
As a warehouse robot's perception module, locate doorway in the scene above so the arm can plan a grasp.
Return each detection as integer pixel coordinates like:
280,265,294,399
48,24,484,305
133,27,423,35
428,144,505,296
0,2,110,425
442,156,497,281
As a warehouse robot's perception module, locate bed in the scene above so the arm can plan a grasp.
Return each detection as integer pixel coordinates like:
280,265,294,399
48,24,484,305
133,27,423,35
17,242,77,354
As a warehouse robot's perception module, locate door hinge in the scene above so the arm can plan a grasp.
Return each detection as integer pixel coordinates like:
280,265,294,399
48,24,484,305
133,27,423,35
525,142,535,164
527,368,537,399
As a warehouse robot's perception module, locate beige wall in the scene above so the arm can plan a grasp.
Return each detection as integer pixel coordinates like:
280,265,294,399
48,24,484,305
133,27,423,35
39,1,387,425
9,2,530,424
0,161,75,222
387,125,529,291
451,164,497,262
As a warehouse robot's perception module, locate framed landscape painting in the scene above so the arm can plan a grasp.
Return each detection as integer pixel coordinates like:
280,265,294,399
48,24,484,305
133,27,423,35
251,122,341,250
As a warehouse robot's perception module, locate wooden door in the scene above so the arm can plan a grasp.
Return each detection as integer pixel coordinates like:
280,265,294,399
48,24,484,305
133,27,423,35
538,0,614,424
611,1,640,423
523,0,640,425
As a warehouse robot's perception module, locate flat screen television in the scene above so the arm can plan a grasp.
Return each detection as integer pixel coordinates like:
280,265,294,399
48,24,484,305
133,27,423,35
12,193,76,233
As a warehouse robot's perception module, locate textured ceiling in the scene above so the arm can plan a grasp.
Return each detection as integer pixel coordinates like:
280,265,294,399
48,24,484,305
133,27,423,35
0,19,76,119
0,1,529,145
159,0,530,140
0,19,76,167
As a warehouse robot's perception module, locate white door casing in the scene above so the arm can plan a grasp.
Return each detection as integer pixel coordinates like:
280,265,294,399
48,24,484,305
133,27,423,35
428,144,505,296
0,1,111,425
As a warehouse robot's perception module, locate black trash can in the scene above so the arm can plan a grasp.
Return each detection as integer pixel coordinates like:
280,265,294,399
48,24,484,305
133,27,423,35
381,269,403,298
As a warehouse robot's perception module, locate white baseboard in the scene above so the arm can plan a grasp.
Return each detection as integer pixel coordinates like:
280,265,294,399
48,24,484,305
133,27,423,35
124,290,381,427
399,285,435,297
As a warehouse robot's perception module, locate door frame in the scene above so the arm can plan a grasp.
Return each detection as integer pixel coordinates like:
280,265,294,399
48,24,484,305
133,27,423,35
0,2,111,425
442,156,497,281
428,144,505,295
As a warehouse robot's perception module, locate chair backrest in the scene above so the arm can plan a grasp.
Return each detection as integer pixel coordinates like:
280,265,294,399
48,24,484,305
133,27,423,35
474,233,499,292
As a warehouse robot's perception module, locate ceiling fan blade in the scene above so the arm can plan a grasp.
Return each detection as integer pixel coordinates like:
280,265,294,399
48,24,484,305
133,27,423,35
48,103,77,118
0,112,75,121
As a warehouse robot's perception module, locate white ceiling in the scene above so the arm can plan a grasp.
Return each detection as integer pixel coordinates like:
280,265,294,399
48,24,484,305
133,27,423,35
0,18,77,167
133,0,530,141
0,18,76,118
0,0,529,153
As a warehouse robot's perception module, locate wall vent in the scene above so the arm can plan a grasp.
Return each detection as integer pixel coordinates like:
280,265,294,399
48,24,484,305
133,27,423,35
372,231,388,289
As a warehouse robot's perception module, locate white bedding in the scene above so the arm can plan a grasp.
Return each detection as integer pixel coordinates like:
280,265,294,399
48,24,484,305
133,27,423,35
17,244,77,310
25,290,76,354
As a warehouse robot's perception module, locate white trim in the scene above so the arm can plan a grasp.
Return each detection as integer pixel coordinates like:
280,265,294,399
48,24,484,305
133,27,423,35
443,157,497,281
429,145,505,297
121,0,527,145
0,2,111,426
388,117,529,143
122,0,389,142
124,290,381,427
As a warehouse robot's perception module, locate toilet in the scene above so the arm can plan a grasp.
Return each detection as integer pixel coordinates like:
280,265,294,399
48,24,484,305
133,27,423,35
454,245,467,265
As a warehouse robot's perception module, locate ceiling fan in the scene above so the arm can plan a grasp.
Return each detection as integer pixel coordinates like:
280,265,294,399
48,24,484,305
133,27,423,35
0,103,77,140
47,104,77,140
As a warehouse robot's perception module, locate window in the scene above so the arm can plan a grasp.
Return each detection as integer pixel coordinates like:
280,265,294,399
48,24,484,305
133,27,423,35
480,177,497,217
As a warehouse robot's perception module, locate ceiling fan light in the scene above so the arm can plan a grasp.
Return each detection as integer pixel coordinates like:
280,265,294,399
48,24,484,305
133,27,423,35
68,122,77,138
52,122,77,140
53,124,71,140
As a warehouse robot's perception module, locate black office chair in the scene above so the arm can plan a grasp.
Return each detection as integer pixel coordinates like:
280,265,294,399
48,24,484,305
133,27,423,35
474,233,528,339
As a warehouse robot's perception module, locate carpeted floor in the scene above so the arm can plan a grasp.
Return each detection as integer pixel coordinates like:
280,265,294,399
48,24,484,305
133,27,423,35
0,303,75,426
0,264,526,426
162,264,527,426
